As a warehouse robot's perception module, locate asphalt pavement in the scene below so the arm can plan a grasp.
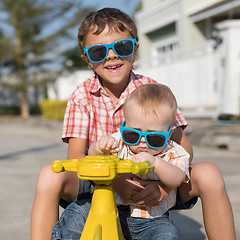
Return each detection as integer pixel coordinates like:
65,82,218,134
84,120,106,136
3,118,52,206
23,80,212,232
0,116,239,240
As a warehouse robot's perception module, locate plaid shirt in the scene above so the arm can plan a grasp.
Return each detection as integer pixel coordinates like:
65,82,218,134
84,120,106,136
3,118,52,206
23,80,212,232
112,133,190,219
62,71,187,153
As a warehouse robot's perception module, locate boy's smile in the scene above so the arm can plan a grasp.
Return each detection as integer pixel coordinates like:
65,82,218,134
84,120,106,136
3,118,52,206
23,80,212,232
105,63,123,72
82,26,139,99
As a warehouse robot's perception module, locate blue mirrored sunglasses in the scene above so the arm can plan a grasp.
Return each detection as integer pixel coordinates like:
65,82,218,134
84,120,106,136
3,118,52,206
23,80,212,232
120,121,172,149
84,39,136,63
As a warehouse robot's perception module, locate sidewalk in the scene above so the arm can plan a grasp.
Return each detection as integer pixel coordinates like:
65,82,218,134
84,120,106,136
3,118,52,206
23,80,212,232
0,117,239,240
185,117,240,152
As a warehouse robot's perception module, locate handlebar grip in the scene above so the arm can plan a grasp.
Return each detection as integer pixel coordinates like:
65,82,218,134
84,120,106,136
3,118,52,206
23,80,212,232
51,159,79,173
51,160,64,173
131,161,153,175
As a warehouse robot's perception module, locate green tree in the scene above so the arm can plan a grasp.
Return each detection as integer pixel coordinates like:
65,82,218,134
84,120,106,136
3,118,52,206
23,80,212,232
0,0,93,118
64,46,88,69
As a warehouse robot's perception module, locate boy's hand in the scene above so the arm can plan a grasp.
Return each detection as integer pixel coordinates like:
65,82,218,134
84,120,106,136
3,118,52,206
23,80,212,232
132,178,172,207
112,174,145,203
112,174,171,206
133,152,156,166
97,136,119,154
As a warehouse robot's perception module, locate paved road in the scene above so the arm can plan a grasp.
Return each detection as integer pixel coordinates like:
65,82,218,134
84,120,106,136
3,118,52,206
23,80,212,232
0,117,239,240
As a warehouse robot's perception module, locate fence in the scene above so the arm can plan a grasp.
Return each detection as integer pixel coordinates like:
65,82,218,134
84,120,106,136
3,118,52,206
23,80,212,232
135,42,218,117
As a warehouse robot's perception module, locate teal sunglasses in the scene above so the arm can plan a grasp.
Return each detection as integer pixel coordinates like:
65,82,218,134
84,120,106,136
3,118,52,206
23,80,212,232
120,121,172,149
84,39,136,63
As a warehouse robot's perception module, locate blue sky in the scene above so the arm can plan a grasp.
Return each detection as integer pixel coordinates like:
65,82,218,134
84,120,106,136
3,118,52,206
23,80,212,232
87,0,141,16
0,0,141,40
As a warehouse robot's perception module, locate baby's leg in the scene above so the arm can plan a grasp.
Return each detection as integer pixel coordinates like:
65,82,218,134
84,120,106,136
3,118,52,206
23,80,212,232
128,213,183,240
179,162,236,240
31,164,78,240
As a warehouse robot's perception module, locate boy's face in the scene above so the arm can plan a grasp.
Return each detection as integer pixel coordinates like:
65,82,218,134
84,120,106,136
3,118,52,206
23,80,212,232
82,26,138,91
124,102,175,156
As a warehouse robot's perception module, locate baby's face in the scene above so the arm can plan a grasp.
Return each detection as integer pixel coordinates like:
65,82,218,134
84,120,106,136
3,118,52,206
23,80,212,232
124,103,173,155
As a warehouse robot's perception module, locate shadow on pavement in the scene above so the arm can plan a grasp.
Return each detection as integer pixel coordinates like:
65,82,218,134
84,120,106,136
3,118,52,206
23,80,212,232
0,143,60,161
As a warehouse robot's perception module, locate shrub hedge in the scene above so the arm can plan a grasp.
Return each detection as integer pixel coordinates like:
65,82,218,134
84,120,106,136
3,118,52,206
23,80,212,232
0,106,21,115
40,99,68,120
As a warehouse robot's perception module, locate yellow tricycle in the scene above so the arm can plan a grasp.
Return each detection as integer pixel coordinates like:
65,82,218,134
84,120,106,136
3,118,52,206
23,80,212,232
52,155,152,240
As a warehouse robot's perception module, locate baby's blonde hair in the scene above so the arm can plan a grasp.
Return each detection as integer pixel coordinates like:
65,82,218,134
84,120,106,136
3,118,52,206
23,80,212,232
124,83,177,125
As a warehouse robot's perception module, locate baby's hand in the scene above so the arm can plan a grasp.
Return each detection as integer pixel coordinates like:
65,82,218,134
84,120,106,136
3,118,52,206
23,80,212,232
132,152,156,166
98,136,119,154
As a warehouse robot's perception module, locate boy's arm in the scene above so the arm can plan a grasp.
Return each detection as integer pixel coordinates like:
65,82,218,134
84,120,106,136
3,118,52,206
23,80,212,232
68,137,87,159
171,127,193,163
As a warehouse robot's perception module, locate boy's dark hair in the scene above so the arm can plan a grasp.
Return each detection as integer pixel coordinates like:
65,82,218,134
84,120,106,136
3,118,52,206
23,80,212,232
78,8,138,53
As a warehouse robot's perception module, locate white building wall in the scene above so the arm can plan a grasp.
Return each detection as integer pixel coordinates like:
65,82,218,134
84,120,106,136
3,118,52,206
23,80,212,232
135,43,217,117
215,20,240,116
48,70,93,100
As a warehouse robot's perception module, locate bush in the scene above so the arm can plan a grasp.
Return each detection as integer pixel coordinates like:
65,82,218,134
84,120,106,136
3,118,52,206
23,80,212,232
40,99,68,120
0,106,21,115
0,105,42,116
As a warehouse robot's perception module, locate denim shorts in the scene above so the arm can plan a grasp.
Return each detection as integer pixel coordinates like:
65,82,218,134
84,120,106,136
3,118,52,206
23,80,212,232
118,205,183,240
52,199,91,240
54,180,197,240
52,202,182,240
127,214,183,240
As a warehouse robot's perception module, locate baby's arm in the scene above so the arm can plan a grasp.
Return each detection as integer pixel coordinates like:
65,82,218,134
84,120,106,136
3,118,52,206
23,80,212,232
88,135,119,155
133,152,186,189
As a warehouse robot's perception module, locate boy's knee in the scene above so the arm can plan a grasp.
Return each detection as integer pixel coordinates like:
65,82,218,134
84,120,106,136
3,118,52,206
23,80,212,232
191,162,225,195
36,164,64,195
36,164,78,201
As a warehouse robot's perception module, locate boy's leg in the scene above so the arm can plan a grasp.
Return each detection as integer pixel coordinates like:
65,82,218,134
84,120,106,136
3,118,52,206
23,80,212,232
128,214,183,240
178,162,236,240
31,164,79,240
